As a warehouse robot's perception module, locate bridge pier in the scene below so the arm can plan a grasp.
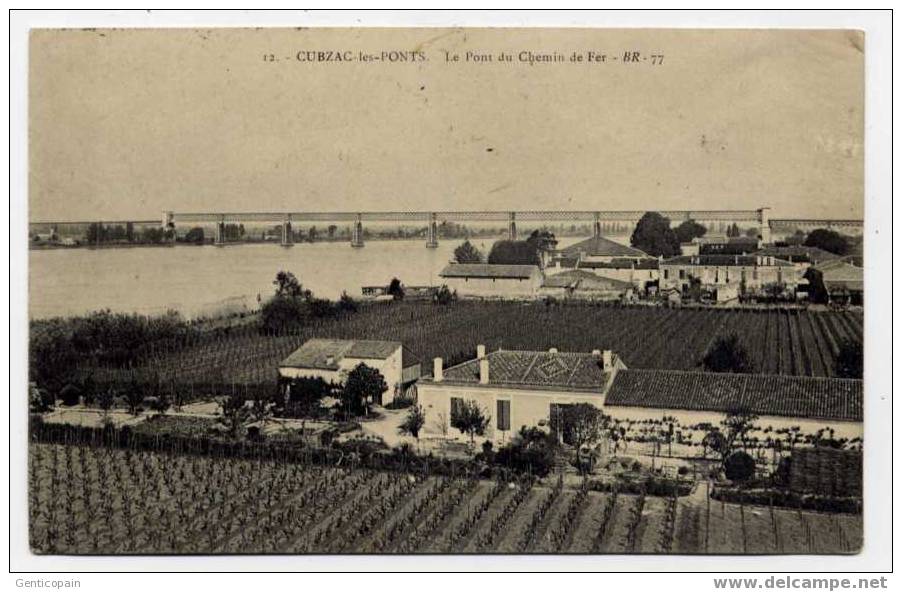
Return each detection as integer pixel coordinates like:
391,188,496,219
214,216,225,247
351,214,364,248
426,213,438,248
508,212,517,241
281,216,294,247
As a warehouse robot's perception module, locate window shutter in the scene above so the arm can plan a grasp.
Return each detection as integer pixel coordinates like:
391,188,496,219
496,399,510,431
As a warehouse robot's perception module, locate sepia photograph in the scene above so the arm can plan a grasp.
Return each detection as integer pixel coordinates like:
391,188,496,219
12,11,891,574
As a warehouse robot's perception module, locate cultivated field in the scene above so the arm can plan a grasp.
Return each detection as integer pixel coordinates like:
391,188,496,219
84,302,863,387
29,444,862,554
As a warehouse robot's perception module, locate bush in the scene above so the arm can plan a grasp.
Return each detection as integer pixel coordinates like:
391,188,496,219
493,426,557,477
724,450,756,482
59,383,81,406
711,486,861,514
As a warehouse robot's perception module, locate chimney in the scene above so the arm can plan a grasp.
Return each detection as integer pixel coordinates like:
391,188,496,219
477,344,486,359
549,347,558,354
479,357,489,384
433,358,443,382
602,350,613,371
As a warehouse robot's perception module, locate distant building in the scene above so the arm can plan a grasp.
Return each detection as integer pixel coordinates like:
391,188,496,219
438,263,543,298
754,245,841,270
541,269,635,301
418,346,863,445
660,254,800,299
695,236,761,255
812,259,863,306
278,338,420,406
556,235,651,264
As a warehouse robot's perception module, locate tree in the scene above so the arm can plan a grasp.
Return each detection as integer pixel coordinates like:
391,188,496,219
398,404,426,440
184,226,205,244
674,220,707,244
721,405,759,454
630,212,680,257
804,228,850,255
803,267,828,304
726,223,741,237
702,334,754,373
784,229,807,246
724,451,756,482
327,224,337,239
273,271,307,299
338,291,358,313
387,278,405,301
96,388,115,418
281,376,331,418
124,382,145,416
450,399,491,443
59,383,82,407
150,391,171,416
557,403,610,452
217,391,251,439
342,363,387,417
453,240,483,264
487,240,541,266
433,284,456,305
835,339,863,379
745,227,760,239
525,229,557,252
29,384,54,413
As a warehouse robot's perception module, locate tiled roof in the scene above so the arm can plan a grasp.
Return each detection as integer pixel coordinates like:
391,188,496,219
543,270,634,291
663,255,795,267
439,263,540,279
824,279,864,293
440,350,612,393
280,338,400,369
559,236,649,259
605,369,862,422
755,246,839,265
577,258,660,270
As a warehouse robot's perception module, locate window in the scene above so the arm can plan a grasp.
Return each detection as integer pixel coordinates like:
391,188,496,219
496,399,511,431
679,269,686,280
450,397,464,417
753,269,758,281
664,269,669,280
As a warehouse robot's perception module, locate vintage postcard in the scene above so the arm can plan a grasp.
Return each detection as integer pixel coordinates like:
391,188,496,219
26,26,866,557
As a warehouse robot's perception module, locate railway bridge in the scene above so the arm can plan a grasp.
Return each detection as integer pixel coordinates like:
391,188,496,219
162,207,819,247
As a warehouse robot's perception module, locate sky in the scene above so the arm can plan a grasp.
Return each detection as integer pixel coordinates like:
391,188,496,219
29,28,864,222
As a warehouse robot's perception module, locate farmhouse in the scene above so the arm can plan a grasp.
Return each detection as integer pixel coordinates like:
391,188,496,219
603,369,863,440
278,338,420,406
418,346,625,445
438,263,543,298
660,254,801,299
417,345,863,445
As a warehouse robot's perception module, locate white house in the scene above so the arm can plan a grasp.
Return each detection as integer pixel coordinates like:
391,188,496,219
417,345,863,446
278,338,420,406
418,346,626,445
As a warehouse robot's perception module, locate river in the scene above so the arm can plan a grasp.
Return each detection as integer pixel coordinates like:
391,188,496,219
29,236,594,320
